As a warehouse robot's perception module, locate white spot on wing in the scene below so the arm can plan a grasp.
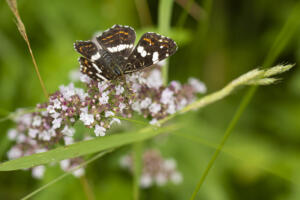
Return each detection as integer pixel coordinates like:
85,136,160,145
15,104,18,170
137,46,143,53
92,63,102,73
152,52,159,62
96,73,108,81
141,51,147,57
91,52,101,61
107,44,133,53
137,46,147,57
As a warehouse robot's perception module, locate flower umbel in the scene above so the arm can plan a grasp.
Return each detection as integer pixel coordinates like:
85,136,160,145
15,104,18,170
6,62,205,178
120,149,183,188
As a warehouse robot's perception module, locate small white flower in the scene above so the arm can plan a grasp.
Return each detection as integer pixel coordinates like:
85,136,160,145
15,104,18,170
178,98,188,110
72,168,85,177
167,103,176,114
64,136,74,145
99,92,109,104
50,111,60,119
163,159,176,170
7,129,18,140
80,107,88,114
132,101,141,113
80,74,91,84
7,147,22,159
161,88,174,105
188,78,207,93
79,112,94,126
115,85,124,95
140,174,153,188
52,99,61,109
140,97,152,109
39,130,51,141
94,125,106,136
47,105,56,114
149,103,161,114
105,111,115,118
16,134,26,143
149,118,160,126
32,165,45,179
60,159,71,170
119,102,126,112
170,81,181,92
146,69,163,89
61,126,75,137
15,113,32,126
171,172,183,184
75,88,88,101
155,173,167,186
59,83,76,100
62,105,68,111
110,118,121,125
32,115,42,126
98,81,109,92
52,118,62,129
28,128,39,138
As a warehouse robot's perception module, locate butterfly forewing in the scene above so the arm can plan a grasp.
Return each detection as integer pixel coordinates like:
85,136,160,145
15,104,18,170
123,32,177,74
96,25,136,57
74,41,102,62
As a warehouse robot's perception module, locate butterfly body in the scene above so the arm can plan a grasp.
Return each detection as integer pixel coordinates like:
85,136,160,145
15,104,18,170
74,25,177,81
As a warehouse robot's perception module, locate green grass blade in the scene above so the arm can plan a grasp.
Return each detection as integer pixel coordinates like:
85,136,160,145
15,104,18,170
0,125,178,171
158,0,174,85
133,142,143,200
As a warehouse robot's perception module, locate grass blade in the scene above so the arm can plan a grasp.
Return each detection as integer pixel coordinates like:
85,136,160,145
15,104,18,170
133,142,143,200
0,125,178,171
158,0,174,85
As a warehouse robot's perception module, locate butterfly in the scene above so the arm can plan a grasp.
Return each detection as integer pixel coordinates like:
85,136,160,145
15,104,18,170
74,24,177,81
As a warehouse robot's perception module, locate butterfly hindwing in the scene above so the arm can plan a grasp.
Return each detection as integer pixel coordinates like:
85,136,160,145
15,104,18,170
79,57,118,81
123,32,177,74
96,25,136,57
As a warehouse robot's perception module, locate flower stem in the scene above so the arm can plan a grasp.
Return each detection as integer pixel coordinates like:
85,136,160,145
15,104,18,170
158,0,174,85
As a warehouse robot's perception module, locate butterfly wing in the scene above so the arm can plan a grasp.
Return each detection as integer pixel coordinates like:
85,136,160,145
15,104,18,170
123,32,177,74
96,25,136,57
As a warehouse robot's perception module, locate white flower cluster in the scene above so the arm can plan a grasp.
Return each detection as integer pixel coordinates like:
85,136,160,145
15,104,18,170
6,62,205,180
120,149,183,188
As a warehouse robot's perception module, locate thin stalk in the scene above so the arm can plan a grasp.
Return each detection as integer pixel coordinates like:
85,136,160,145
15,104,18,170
6,0,48,99
158,0,174,85
177,0,196,27
133,142,143,200
80,175,95,200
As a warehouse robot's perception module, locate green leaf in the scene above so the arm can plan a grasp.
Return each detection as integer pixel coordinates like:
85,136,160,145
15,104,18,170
0,125,178,171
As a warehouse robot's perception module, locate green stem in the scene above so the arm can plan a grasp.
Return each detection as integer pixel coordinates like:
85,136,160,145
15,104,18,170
190,86,256,200
133,142,143,200
158,0,174,85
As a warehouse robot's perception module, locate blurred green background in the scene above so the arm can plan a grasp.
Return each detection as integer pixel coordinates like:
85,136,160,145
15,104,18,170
1,0,300,199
